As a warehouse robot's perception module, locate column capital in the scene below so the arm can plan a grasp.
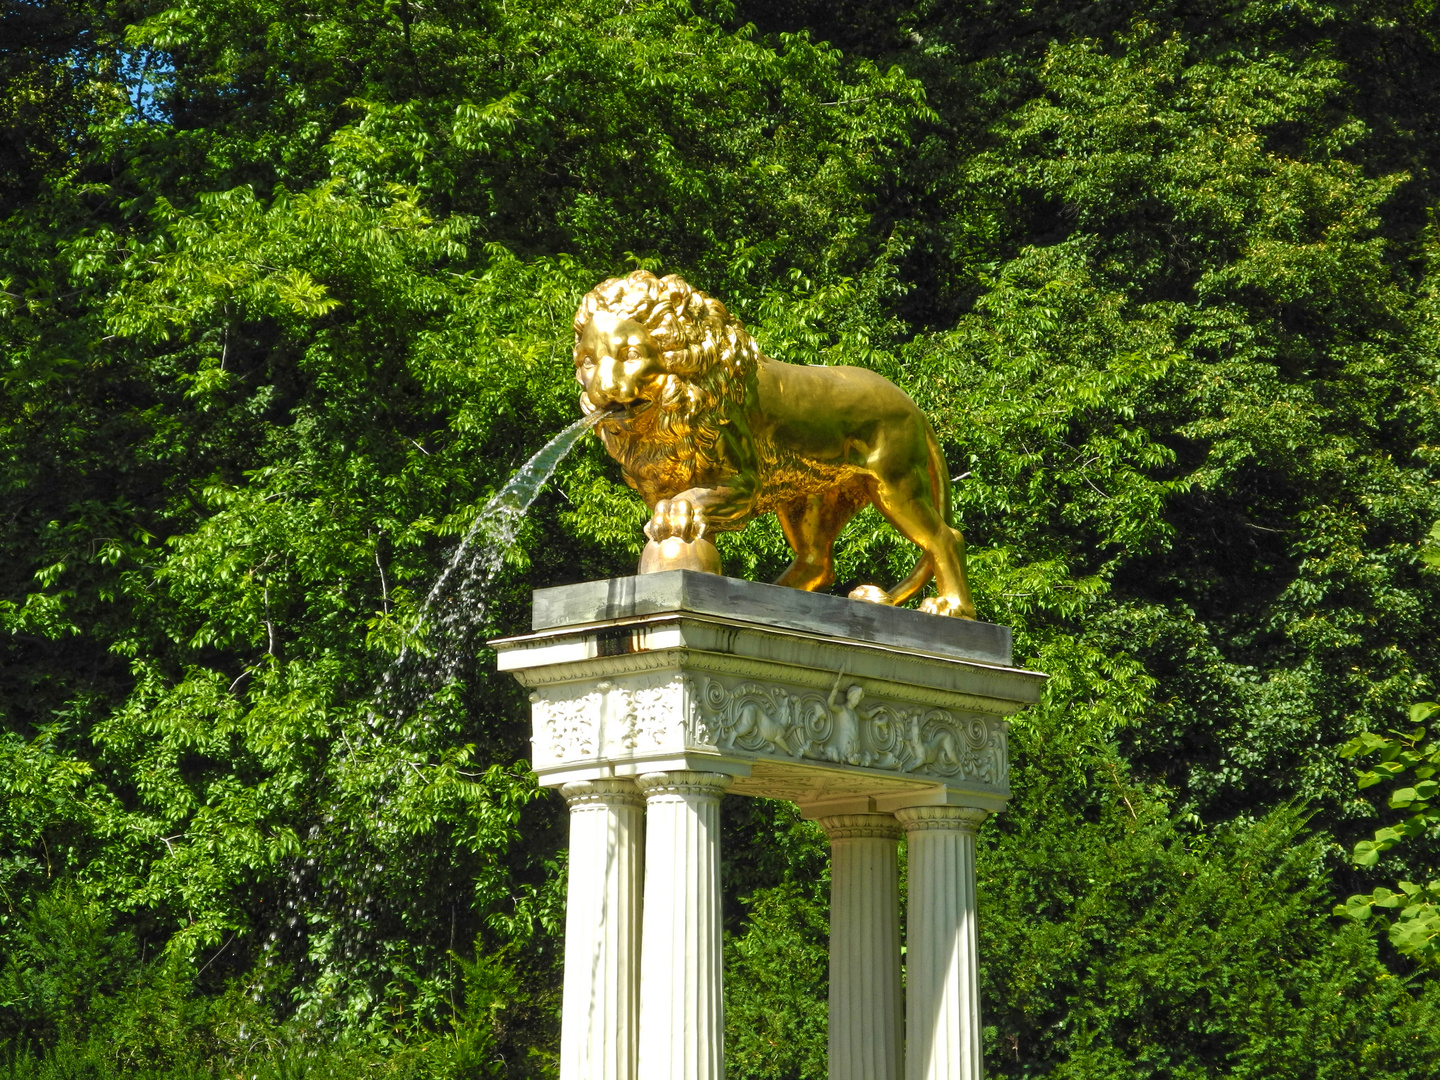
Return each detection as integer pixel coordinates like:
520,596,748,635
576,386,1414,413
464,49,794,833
636,770,734,799
894,805,989,834
818,812,904,842
561,777,644,808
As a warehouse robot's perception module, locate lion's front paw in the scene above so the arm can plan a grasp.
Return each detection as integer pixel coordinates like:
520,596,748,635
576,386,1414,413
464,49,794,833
919,596,977,619
645,498,707,544
848,584,894,605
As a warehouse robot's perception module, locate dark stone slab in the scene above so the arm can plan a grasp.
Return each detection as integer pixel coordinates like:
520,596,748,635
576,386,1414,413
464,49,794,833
531,571,1012,667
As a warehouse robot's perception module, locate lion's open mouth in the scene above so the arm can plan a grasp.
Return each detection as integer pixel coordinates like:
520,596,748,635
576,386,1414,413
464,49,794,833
593,401,640,432
608,399,653,422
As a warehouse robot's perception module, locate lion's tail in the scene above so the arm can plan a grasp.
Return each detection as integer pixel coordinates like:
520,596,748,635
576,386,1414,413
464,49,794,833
886,551,934,606
885,423,954,606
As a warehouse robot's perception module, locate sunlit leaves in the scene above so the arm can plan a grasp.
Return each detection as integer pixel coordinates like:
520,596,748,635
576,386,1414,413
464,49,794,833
1336,703,1440,964
6,0,1440,1066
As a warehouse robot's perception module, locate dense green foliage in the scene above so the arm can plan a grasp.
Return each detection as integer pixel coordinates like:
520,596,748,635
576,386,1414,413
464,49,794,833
3,0,1440,1075
1337,700,1440,963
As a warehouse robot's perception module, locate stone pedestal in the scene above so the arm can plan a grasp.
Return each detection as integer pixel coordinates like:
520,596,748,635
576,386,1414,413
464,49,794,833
559,780,644,1080
491,571,1044,1080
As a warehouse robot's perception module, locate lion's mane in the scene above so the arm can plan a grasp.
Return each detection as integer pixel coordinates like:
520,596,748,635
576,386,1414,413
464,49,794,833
574,270,762,491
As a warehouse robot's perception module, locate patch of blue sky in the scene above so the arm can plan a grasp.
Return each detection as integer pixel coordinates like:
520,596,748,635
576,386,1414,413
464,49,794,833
118,47,172,123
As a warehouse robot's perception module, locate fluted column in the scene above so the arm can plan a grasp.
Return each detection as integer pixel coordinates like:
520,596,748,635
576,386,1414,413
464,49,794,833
820,814,904,1080
636,770,732,1080
560,779,645,1080
895,806,989,1080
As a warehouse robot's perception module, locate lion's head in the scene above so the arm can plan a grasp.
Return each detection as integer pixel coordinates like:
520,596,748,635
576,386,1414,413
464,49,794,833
573,270,759,490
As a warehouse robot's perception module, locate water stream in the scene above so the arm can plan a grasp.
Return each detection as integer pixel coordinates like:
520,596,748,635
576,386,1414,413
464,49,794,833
256,412,608,1016
376,408,607,718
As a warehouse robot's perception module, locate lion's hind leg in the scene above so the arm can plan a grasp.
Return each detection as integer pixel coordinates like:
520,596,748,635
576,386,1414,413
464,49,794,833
774,487,862,592
856,464,976,619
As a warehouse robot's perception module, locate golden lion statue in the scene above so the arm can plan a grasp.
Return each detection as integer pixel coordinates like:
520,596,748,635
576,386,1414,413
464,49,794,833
573,270,975,618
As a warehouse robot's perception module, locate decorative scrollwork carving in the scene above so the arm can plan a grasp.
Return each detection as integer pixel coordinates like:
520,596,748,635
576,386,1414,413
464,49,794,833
532,689,598,762
628,683,675,749
700,678,809,756
695,675,1005,787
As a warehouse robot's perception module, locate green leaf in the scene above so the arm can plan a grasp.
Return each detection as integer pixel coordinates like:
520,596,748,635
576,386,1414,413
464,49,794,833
1340,894,1374,921
1353,840,1381,867
1340,731,1393,759
1410,702,1440,725
1389,910,1440,960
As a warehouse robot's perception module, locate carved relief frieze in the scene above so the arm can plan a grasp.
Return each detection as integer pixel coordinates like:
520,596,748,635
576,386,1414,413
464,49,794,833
626,677,713,751
531,687,599,765
530,672,703,766
528,663,1007,791
694,673,1006,789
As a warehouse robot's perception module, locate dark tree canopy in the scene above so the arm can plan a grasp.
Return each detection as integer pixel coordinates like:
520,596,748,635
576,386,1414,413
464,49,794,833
2,0,1440,1076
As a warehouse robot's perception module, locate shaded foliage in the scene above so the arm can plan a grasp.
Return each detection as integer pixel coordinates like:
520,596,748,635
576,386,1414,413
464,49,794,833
3,0,1440,1076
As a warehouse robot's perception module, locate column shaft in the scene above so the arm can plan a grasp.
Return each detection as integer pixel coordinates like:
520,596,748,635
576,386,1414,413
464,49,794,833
636,771,732,1080
820,814,903,1080
560,779,645,1080
896,806,989,1080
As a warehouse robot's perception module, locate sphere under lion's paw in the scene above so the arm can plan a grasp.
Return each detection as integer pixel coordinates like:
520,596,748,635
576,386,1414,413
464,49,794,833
848,584,893,605
919,596,977,619
638,535,722,575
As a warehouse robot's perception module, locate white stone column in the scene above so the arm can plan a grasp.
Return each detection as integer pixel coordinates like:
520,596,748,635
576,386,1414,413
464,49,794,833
636,770,733,1080
560,779,645,1080
895,806,990,1080
819,814,904,1080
